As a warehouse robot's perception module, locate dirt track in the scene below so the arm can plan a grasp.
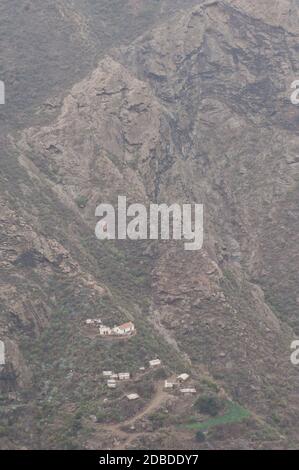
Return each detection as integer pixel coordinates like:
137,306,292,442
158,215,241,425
97,378,172,450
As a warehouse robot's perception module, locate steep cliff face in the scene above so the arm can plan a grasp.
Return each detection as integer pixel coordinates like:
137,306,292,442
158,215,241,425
0,0,299,450
0,0,198,132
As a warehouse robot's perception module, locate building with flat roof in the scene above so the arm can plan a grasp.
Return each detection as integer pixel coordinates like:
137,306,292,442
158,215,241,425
119,373,130,380
126,393,139,401
149,359,161,367
164,380,175,389
177,373,190,382
103,371,113,377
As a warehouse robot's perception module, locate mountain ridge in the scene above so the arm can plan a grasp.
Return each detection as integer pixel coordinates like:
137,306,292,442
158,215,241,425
0,0,299,449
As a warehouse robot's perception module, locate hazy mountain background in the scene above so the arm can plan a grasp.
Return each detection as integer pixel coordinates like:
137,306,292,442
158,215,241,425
0,0,299,449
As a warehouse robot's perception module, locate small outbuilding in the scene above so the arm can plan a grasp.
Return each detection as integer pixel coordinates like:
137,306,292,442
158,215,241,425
177,373,190,382
180,388,196,394
164,380,175,389
126,393,140,401
107,382,116,389
103,371,113,377
149,359,161,368
86,318,102,325
118,373,130,381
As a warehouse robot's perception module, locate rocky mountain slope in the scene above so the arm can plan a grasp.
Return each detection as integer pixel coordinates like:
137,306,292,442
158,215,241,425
0,0,299,449
0,0,198,132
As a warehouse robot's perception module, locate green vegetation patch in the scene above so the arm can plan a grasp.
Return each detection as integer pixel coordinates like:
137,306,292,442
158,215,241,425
75,195,89,209
186,401,251,431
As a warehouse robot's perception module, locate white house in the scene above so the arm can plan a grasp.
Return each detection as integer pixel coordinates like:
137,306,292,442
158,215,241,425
107,382,116,389
87,318,102,325
111,374,119,380
149,359,161,368
113,322,135,336
164,380,175,389
0,341,5,366
180,388,196,394
126,393,139,401
103,371,113,377
177,373,190,382
99,325,112,336
118,373,130,381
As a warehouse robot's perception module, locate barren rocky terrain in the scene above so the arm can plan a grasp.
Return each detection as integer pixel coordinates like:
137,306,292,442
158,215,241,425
0,0,299,449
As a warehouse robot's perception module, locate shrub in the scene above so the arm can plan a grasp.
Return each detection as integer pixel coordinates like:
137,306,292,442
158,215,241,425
75,195,89,208
195,395,224,417
149,411,168,430
195,430,206,443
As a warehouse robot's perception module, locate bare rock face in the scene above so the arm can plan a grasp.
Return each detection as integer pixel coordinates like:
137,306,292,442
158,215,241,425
0,0,199,131
1,0,299,450
228,0,299,32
